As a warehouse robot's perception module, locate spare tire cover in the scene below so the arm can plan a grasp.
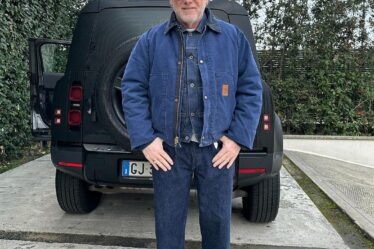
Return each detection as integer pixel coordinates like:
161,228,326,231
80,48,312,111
95,37,139,151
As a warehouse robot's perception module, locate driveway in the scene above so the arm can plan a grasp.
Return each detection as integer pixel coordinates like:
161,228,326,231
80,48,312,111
0,154,348,249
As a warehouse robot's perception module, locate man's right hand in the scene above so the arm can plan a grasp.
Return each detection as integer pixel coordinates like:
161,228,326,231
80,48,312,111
142,137,174,171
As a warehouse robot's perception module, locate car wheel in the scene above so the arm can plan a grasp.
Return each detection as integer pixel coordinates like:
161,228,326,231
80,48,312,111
55,169,102,214
242,173,280,222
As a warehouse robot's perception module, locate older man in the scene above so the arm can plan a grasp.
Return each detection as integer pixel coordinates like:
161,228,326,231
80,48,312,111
121,0,263,248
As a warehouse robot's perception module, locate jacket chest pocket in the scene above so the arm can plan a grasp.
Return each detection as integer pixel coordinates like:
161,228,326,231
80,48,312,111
149,73,168,131
214,72,236,130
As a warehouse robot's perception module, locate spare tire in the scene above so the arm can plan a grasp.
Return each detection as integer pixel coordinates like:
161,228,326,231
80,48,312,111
95,37,140,151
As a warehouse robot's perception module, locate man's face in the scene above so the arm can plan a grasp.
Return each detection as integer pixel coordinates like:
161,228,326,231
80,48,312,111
170,0,209,28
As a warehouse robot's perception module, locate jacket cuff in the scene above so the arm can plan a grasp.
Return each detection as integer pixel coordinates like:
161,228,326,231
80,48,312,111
223,130,253,150
132,136,156,152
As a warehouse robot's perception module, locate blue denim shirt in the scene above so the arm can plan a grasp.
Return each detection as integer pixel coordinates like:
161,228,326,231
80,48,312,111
121,8,263,151
179,13,207,144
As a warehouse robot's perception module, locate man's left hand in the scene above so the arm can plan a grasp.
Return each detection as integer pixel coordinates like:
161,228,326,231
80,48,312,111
212,135,241,169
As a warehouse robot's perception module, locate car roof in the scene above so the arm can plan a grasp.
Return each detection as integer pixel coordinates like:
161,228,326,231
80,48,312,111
81,0,248,15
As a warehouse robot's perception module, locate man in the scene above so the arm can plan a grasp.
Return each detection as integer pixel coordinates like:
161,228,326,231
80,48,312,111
121,0,263,248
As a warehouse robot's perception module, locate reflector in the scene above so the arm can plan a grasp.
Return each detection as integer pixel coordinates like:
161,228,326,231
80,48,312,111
57,161,83,168
239,168,266,173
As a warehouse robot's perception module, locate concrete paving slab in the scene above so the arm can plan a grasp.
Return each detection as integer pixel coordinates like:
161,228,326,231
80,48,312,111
0,239,143,249
285,150,374,240
0,154,348,249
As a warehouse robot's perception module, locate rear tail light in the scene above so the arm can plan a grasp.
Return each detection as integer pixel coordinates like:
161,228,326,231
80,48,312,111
53,84,83,127
69,86,82,101
68,82,82,128
68,110,81,125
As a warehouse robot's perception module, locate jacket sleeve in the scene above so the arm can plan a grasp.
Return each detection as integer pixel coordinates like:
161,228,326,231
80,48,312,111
121,32,156,151
223,29,263,150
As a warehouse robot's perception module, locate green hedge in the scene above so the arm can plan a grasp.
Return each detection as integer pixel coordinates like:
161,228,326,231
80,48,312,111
0,0,86,162
245,0,374,135
259,50,374,135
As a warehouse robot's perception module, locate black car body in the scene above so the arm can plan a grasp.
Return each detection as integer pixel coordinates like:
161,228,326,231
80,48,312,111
29,0,283,222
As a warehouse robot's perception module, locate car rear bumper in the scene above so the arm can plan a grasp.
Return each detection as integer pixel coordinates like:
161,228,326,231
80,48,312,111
51,144,283,189
237,150,283,188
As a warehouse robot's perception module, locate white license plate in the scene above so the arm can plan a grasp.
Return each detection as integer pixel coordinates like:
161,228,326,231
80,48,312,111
122,160,152,177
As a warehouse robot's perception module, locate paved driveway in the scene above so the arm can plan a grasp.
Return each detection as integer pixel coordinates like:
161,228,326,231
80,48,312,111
0,154,348,249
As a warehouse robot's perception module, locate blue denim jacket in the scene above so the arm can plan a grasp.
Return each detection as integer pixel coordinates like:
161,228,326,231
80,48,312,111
121,8,263,151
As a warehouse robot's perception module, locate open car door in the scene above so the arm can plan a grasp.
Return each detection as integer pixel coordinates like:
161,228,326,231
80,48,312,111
28,38,70,140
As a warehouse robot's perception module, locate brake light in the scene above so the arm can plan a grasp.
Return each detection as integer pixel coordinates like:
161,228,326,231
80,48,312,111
68,110,81,125
69,86,82,101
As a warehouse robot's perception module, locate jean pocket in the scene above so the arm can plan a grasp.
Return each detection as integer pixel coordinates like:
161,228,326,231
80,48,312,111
213,140,223,151
162,141,175,158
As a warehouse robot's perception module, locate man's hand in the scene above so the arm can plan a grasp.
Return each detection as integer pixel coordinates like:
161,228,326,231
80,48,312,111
212,135,241,169
142,137,173,172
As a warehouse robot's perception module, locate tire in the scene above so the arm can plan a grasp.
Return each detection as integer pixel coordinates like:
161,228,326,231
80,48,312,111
95,37,140,151
242,173,280,222
55,169,102,214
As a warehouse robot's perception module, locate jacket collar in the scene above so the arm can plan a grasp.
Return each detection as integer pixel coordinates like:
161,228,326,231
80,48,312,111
164,7,221,35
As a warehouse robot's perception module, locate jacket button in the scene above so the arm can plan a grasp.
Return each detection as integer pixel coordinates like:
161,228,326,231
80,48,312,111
190,83,195,88
189,55,194,60
177,61,181,65
204,95,208,100
199,60,204,64
191,112,195,117
175,98,178,102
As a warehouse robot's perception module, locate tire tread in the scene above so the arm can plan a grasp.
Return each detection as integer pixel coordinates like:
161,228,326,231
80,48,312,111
55,170,102,214
242,173,280,222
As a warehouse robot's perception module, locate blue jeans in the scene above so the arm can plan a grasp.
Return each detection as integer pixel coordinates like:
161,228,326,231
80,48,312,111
152,141,235,249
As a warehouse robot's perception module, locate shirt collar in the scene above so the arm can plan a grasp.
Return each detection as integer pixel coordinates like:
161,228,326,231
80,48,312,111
164,7,221,35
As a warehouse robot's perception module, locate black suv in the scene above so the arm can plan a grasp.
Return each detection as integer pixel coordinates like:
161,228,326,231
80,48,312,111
29,0,283,222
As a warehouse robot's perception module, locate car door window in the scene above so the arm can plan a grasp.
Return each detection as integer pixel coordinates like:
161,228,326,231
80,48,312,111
40,43,69,73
